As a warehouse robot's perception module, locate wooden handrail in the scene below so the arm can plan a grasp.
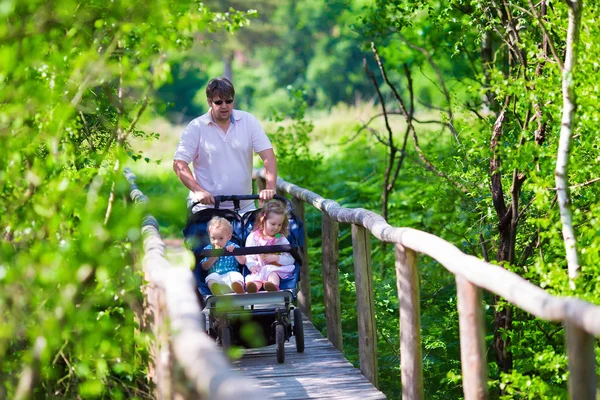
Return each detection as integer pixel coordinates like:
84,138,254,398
255,168,600,399
259,169,600,332
125,168,265,400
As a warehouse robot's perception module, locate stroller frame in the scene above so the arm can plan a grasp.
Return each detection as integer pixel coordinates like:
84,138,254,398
184,194,305,363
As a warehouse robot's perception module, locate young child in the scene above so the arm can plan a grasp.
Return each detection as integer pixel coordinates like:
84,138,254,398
245,200,295,292
201,216,245,295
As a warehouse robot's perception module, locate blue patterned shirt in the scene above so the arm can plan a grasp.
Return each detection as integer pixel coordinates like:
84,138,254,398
201,242,241,276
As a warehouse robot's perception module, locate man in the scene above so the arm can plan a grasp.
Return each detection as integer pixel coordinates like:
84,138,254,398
173,77,277,213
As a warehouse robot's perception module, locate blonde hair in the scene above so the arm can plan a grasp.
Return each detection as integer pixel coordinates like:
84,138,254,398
208,216,233,234
253,200,289,236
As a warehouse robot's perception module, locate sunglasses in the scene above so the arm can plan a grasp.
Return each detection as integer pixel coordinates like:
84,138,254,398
212,99,234,105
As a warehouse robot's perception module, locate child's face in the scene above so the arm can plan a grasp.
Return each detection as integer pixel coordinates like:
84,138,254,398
263,212,285,237
209,225,231,249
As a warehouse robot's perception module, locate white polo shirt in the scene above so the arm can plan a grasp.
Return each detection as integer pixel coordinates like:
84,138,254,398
174,110,272,212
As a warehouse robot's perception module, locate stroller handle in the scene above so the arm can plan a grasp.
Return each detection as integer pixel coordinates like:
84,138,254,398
190,193,292,212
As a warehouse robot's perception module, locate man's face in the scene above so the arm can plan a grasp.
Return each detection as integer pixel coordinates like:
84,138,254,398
208,94,234,123
209,225,231,249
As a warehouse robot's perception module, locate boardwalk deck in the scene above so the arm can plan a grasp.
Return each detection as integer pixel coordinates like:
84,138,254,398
164,239,386,399
231,317,387,399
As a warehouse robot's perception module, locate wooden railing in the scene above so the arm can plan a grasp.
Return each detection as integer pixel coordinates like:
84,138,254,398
254,169,600,400
125,169,264,400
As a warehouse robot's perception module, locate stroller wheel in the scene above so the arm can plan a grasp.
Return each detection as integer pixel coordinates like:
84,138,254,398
275,324,285,363
293,308,305,353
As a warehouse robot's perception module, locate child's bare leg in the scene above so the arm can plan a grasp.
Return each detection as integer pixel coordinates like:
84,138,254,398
231,280,244,294
264,273,280,291
245,280,262,293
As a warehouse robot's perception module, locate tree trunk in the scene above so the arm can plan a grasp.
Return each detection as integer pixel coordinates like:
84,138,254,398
556,0,583,284
490,109,515,374
223,53,233,82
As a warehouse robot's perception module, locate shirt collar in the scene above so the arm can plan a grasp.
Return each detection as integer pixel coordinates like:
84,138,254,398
200,110,241,125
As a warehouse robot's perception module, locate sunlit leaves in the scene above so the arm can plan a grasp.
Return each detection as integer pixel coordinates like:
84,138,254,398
0,0,252,398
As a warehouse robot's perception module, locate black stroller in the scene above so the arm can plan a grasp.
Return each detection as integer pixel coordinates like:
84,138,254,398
183,194,305,363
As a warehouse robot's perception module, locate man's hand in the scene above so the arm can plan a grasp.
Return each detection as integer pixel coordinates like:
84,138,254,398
193,190,215,205
259,188,276,202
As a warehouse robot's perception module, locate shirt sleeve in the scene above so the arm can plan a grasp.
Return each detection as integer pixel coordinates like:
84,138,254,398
173,119,200,163
245,232,260,268
248,113,272,153
276,236,295,266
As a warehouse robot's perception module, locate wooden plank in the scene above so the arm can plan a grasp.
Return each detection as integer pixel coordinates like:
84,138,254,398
566,323,596,399
395,244,423,400
322,212,343,351
352,224,378,387
233,316,386,399
456,275,488,400
291,196,312,321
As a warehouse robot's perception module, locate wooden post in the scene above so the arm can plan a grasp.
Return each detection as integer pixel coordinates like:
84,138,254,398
456,275,488,400
147,285,174,400
566,323,596,400
352,224,378,386
291,196,312,321
395,244,423,400
322,212,343,351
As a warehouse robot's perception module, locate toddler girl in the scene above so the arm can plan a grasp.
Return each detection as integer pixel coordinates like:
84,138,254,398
245,200,295,292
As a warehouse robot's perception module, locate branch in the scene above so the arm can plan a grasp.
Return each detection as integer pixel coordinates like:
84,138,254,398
118,94,149,145
363,57,395,148
526,0,564,70
411,128,469,195
569,177,600,189
480,234,490,262
78,111,96,151
359,124,388,146
466,101,488,121
394,32,460,143
387,64,414,193
490,101,509,220
370,43,409,118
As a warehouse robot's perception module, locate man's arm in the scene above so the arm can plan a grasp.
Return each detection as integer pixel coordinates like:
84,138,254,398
257,148,277,202
173,159,215,205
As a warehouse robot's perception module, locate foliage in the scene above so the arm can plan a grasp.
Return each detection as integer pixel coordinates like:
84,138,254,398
266,87,323,187
345,0,600,397
0,1,252,398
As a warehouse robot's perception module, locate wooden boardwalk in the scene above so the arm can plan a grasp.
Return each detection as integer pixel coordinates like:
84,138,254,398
231,316,387,399
164,238,386,399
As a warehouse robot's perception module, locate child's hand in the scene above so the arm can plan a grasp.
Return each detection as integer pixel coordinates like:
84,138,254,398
264,254,280,264
249,266,258,274
225,244,235,252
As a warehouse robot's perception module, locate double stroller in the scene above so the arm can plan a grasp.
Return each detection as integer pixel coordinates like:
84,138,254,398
183,194,305,363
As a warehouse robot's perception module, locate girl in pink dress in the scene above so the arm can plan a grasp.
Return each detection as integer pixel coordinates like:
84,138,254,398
245,201,296,292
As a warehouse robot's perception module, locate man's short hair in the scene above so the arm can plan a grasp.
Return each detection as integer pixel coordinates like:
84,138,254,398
206,77,235,101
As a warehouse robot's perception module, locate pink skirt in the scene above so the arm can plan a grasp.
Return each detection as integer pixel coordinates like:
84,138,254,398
245,264,295,283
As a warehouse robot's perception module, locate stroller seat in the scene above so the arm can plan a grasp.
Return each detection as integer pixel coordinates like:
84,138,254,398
182,194,306,363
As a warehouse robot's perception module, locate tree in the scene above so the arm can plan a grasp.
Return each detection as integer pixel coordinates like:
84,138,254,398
355,0,600,396
0,1,252,397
